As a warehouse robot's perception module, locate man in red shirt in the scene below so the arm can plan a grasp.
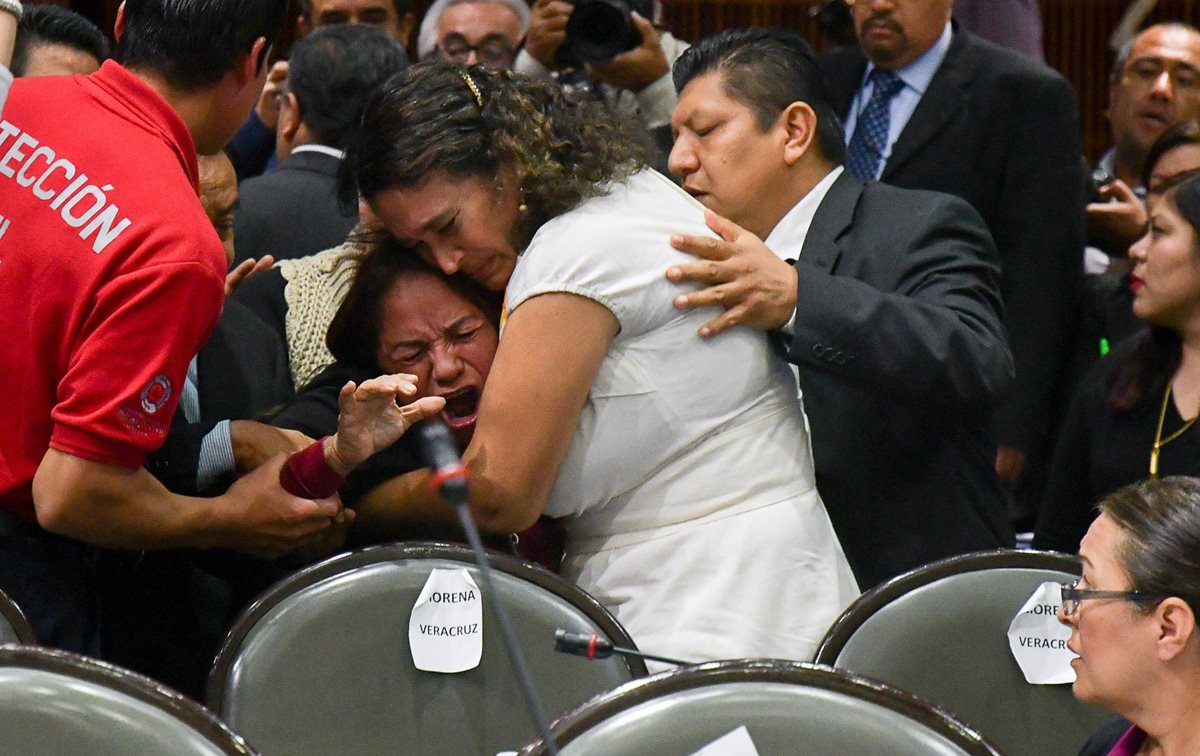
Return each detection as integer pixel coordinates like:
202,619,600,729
0,0,340,651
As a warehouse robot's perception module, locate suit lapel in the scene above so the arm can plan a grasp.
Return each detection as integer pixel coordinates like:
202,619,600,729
799,171,861,273
881,30,974,180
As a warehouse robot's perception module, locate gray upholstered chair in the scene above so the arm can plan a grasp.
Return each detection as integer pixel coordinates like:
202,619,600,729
814,549,1115,756
520,660,1002,755
0,645,253,755
207,542,645,756
0,586,35,644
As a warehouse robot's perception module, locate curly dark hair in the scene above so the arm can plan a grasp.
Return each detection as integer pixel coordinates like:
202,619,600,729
342,62,650,249
1142,119,1200,193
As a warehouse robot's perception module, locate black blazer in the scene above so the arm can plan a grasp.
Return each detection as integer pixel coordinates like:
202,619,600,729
232,150,358,267
819,29,1086,457
787,172,1015,588
145,300,293,495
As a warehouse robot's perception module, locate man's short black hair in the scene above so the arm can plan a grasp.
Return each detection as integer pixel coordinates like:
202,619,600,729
297,0,412,20
673,27,846,165
12,5,110,76
288,24,408,150
116,0,289,92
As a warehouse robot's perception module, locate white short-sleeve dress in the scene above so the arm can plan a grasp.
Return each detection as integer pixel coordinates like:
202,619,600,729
504,170,859,663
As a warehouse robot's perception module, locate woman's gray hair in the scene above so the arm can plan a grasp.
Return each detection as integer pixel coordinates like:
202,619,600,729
417,0,531,61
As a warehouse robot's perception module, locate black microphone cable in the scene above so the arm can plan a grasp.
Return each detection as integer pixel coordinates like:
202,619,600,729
553,629,695,668
415,421,559,756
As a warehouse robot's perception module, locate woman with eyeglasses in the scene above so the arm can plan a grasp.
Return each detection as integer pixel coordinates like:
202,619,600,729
1034,169,1200,553
1058,476,1200,755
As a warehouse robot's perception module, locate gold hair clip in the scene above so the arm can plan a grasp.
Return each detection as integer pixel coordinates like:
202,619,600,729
458,70,483,109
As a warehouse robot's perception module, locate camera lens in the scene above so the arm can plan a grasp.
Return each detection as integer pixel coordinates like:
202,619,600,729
565,0,640,64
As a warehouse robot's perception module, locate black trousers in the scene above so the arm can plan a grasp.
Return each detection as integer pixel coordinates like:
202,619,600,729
0,509,99,654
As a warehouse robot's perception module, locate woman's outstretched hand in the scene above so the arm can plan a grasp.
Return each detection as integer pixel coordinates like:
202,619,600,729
325,374,446,476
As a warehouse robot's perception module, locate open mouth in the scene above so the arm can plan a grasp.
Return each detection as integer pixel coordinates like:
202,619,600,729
440,387,480,430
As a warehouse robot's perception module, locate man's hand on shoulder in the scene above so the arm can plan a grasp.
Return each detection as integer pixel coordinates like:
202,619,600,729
586,13,669,93
666,209,798,337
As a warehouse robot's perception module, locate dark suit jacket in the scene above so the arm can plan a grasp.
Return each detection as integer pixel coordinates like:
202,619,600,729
788,172,1015,588
819,29,1086,457
232,149,357,266
145,300,293,495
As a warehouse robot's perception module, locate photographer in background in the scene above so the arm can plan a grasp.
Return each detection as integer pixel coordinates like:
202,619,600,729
515,0,687,168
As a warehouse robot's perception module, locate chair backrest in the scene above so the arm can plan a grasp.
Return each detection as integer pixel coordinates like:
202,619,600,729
814,549,1115,756
208,542,645,756
521,660,1002,755
0,586,36,644
0,645,252,755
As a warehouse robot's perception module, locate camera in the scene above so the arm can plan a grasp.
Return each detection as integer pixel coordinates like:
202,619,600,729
564,0,656,65
1089,167,1116,204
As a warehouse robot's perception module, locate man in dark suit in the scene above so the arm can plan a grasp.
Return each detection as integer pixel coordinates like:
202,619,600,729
819,0,1086,518
232,24,407,266
666,27,1014,588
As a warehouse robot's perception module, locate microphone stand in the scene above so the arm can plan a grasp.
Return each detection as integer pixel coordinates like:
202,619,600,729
421,422,559,756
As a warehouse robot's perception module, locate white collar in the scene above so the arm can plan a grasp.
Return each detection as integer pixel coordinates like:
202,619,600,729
764,166,844,259
290,144,346,160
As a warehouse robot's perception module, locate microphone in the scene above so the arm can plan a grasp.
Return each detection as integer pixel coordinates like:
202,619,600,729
415,420,469,508
554,629,694,668
415,419,559,753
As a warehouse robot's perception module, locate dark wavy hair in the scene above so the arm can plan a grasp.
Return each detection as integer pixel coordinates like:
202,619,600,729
1142,119,1200,193
326,236,502,373
117,0,287,92
341,62,649,249
1106,173,1200,411
672,27,846,165
1100,477,1200,619
12,5,109,76
287,24,408,150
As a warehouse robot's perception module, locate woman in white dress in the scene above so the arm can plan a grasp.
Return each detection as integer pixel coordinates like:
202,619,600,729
346,63,858,663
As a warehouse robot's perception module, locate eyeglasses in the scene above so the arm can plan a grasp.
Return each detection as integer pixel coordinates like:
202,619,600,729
438,35,516,67
1059,580,1156,616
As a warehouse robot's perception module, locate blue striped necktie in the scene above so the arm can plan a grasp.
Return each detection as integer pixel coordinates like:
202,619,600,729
845,69,905,181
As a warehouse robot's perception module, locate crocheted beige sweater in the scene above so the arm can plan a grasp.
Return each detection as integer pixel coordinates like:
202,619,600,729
278,239,364,390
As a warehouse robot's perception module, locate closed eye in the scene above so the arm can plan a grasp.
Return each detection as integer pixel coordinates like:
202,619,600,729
437,213,459,236
391,344,426,365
